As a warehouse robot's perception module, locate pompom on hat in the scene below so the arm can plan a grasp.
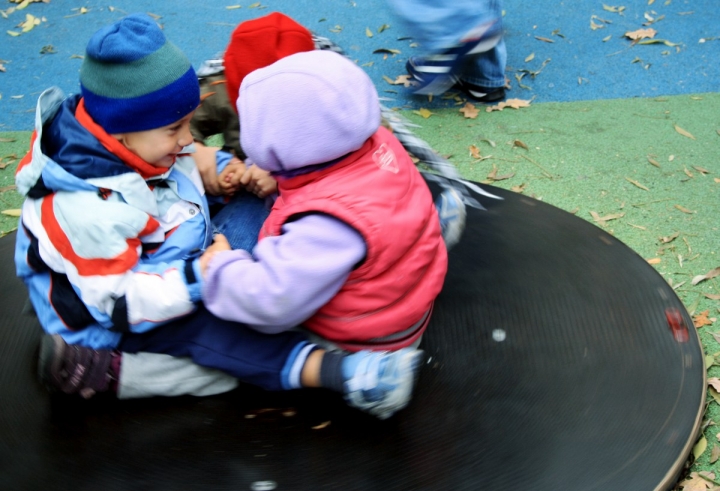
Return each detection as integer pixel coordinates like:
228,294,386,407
80,13,200,134
223,12,315,111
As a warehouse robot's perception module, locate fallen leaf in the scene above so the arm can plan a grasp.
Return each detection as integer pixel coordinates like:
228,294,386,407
373,48,401,55
625,177,649,191
660,232,680,243
710,445,720,465
511,183,526,193
709,378,720,392
525,52,535,62
1,209,21,217
683,167,695,178
603,4,626,13
693,435,708,460
679,471,715,491
602,35,612,41
647,156,661,167
412,108,433,119
312,420,331,430
469,145,482,159
0,137,16,143
647,258,662,265
704,293,720,301
674,124,696,140
512,139,529,150
534,36,554,43
225,5,242,9
459,103,479,119
625,28,656,40
674,204,695,214
691,267,720,285
486,98,531,112
693,310,714,328
365,27,373,37
378,24,390,33
590,211,625,226
693,166,710,174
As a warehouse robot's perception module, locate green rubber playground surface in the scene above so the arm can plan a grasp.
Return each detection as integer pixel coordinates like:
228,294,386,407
2,91,719,486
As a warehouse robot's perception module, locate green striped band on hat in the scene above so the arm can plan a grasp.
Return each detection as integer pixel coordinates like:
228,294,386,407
80,41,191,99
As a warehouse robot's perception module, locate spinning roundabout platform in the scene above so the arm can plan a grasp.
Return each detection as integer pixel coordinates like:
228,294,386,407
0,182,705,491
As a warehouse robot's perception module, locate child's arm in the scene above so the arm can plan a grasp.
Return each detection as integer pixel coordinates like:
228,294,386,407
19,191,207,335
202,214,365,332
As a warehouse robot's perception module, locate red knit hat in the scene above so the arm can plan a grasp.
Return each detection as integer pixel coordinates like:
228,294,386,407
224,12,315,112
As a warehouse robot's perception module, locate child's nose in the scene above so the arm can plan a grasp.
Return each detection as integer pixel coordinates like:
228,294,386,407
178,126,193,148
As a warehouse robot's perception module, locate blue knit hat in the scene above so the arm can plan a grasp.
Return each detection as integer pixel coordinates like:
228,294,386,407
80,13,200,134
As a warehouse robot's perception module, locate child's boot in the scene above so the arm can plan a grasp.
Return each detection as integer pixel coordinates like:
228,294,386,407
38,334,120,399
405,19,502,96
436,186,467,250
341,348,425,420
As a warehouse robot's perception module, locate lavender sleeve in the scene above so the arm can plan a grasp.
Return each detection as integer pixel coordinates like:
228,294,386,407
202,213,366,332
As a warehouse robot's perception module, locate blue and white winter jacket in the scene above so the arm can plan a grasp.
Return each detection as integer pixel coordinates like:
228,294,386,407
15,87,213,349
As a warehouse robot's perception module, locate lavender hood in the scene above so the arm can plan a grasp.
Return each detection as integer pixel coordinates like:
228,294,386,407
237,50,381,173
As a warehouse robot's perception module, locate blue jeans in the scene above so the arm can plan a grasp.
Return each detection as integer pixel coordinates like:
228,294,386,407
210,191,271,251
387,0,507,88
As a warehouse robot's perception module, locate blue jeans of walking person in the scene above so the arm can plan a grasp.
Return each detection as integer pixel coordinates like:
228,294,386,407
387,0,507,98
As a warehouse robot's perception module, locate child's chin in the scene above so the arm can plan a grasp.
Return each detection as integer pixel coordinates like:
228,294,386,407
155,156,176,168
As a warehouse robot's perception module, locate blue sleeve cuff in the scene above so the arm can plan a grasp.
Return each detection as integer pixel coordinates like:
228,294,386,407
185,258,204,302
215,149,234,174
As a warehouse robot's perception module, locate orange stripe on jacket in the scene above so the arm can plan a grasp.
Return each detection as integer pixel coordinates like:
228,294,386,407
40,194,161,276
15,131,37,177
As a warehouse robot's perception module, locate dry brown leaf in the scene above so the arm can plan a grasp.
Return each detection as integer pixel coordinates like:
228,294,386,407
715,178,720,184
660,232,680,243
312,420,331,430
710,445,720,465
691,267,720,285
674,124,696,140
513,139,529,150
625,177,649,191
625,28,656,40
647,156,661,167
534,36,554,43
486,98,531,112
603,4,626,13
511,183,526,193
675,204,695,214
709,378,720,392
469,145,482,159
693,165,710,174
693,310,714,328
703,293,720,301
365,27,373,37
1,209,21,217
684,167,695,178
525,52,535,62
459,103,479,119
647,258,662,265
590,211,624,226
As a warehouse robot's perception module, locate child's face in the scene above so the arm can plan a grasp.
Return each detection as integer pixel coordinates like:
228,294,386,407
114,111,195,168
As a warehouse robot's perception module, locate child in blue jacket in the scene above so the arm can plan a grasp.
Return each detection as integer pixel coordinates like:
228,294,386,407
15,13,423,419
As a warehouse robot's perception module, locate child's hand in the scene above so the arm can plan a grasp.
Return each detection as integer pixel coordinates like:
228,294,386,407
239,165,278,198
217,158,247,196
199,233,232,276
